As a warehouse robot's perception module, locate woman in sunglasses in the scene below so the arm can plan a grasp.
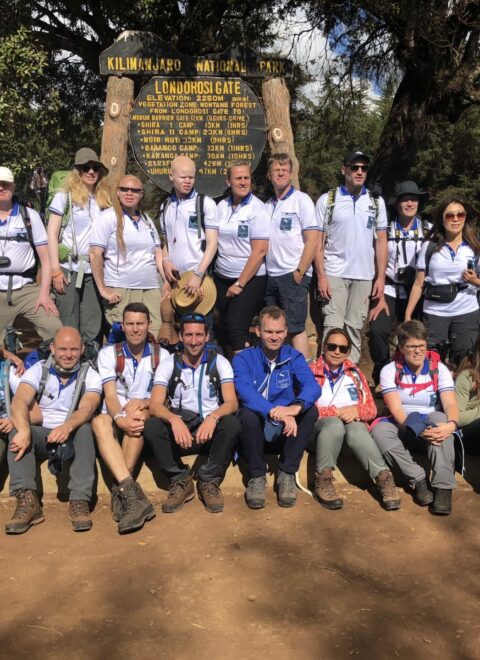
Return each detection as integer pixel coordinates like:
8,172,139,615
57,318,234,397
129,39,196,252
405,196,480,366
90,174,164,338
310,328,400,511
47,148,111,340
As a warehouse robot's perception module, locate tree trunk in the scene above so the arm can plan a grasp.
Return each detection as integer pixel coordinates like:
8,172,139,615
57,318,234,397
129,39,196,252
261,77,299,188
101,76,134,189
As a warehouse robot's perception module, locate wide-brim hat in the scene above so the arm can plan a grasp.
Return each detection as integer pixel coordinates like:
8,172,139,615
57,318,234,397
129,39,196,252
343,150,370,166
388,181,429,208
171,272,217,316
74,148,108,175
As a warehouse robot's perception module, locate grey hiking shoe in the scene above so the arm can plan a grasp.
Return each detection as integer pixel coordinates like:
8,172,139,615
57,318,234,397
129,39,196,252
375,470,401,511
245,475,267,509
277,470,297,508
432,488,452,515
413,478,434,506
117,480,155,534
5,489,44,535
111,484,126,522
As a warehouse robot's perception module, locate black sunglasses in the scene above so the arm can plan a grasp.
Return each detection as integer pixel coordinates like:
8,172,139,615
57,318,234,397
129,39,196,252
348,164,368,172
118,186,143,194
180,313,207,325
78,163,101,173
325,342,349,354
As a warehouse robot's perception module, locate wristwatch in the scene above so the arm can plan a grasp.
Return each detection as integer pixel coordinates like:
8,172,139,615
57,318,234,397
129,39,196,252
296,267,305,276
194,269,205,278
293,400,305,413
234,281,244,289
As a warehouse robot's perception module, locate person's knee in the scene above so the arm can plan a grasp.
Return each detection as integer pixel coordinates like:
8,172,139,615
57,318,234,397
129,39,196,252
315,416,344,437
427,411,447,426
92,414,114,437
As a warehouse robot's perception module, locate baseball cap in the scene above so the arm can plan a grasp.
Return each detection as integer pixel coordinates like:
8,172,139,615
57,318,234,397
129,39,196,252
343,151,370,166
0,167,15,183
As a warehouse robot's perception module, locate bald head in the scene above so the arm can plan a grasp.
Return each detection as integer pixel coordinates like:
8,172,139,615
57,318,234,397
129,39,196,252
118,174,143,189
169,156,196,198
51,326,83,370
116,174,144,211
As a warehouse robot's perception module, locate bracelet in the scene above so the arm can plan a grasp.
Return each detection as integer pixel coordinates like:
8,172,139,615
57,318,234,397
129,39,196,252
296,267,305,276
447,419,459,430
113,412,125,422
234,281,244,289
207,413,220,424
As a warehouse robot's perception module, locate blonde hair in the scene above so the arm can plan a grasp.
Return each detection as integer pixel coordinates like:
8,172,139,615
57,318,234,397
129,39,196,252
63,169,111,209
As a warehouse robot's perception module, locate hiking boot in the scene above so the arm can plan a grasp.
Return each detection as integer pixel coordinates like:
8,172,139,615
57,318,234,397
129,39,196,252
375,469,401,511
117,480,156,534
314,468,343,509
161,475,195,513
69,500,92,532
111,484,126,522
413,478,434,506
198,479,224,513
5,489,44,535
432,488,452,515
245,475,267,509
277,470,297,508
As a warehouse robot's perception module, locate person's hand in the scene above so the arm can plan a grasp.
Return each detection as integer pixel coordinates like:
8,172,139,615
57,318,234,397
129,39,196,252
0,418,13,434
163,260,180,284
185,274,203,295
282,416,298,437
269,405,300,421
47,422,73,444
102,287,122,304
34,294,59,316
463,269,480,285
170,416,193,449
161,280,172,300
52,271,68,294
195,416,217,443
4,350,24,376
421,422,456,445
337,406,359,424
293,270,303,285
317,274,331,301
123,399,149,416
369,296,390,322
9,429,31,461
226,283,243,298
116,413,145,437
371,277,385,300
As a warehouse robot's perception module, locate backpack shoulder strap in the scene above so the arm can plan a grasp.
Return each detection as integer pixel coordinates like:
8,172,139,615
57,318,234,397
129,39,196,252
368,191,379,219
196,193,205,239
427,353,440,392
325,188,336,234
159,196,172,247
206,347,221,397
424,240,437,278
114,343,128,393
18,203,35,249
36,356,53,403
66,362,90,418
148,342,161,393
167,352,184,402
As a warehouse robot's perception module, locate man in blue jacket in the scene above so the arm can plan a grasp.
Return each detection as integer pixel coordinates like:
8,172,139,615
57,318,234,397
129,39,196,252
233,305,321,508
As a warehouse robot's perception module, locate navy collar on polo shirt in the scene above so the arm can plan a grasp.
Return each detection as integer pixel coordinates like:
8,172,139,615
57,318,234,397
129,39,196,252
394,217,419,235
123,341,151,365
402,358,429,382
445,241,468,260
171,188,196,202
0,201,19,226
228,192,253,207
181,347,208,370
275,185,295,201
48,365,79,392
340,185,367,200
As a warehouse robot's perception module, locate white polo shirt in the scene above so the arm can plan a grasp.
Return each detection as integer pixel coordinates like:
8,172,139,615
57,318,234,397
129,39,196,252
316,186,388,280
385,218,432,299
20,361,102,429
380,359,454,415
265,187,317,277
153,350,233,418
215,193,270,279
417,240,479,316
49,192,103,273
316,370,360,409
161,189,219,273
90,207,161,288
97,342,170,410
0,203,46,290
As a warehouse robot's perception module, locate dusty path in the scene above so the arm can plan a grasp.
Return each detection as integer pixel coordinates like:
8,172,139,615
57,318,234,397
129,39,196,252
1,484,479,660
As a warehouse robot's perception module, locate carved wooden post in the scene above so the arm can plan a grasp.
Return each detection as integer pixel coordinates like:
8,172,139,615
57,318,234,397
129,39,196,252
101,76,134,189
261,77,299,188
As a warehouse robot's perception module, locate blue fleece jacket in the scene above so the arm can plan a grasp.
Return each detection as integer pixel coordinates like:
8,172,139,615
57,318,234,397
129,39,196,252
233,344,321,419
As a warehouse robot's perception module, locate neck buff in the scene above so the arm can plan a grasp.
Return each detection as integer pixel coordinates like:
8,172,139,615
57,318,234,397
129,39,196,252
52,359,81,378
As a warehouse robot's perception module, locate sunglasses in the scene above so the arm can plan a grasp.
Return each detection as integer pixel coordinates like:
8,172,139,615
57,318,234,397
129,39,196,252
444,211,466,220
180,313,207,324
348,164,369,172
78,163,101,173
118,186,143,194
325,342,349,354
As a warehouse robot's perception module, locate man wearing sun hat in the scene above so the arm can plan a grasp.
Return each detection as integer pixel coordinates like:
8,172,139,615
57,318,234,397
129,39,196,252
315,151,388,364
0,166,61,343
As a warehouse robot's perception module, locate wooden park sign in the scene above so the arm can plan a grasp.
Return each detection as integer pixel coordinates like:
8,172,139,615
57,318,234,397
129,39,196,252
99,32,297,192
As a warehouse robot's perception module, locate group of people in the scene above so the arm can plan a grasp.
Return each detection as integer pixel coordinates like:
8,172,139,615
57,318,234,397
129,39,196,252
0,146,479,535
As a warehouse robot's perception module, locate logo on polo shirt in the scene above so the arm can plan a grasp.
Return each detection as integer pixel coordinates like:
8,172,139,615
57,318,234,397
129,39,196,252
237,224,249,238
346,384,359,402
188,215,199,230
280,216,293,231
367,216,375,229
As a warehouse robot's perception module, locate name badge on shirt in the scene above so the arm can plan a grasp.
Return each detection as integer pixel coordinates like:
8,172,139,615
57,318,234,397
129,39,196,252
367,216,375,229
429,393,437,407
280,216,292,231
276,370,290,389
208,381,217,398
346,384,359,402
188,215,199,230
237,224,249,238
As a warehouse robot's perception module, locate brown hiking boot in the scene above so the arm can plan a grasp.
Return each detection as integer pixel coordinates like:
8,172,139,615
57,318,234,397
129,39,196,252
162,475,195,513
376,469,401,511
5,489,44,534
117,480,156,534
69,500,92,532
198,479,224,513
111,484,126,522
314,468,343,510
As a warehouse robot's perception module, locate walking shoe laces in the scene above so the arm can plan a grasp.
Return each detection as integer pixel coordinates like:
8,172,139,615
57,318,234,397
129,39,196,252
70,500,89,516
202,481,221,497
317,472,336,497
378,471,397,499
13,490,33,518
248,476,266,496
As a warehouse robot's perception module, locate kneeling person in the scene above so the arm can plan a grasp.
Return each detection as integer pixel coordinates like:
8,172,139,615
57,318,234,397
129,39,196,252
6,327,102,534
144,313,240,513
94,303,170,534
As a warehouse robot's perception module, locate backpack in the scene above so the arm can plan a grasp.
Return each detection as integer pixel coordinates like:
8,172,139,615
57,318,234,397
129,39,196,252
323,187,379,244
113,341,161,395
167,347,221,409
159,192,205,249
0,352,12,419
2,197,39,304
46,171,71,222
393,350,440,396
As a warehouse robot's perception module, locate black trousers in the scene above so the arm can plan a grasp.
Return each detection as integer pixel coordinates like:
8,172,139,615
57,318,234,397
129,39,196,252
368,294,408,385
214,273,266,351
238,406,318,479
143,414,240,482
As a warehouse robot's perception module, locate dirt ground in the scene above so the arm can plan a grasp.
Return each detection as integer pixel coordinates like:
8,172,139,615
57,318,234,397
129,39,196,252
1,480,480,660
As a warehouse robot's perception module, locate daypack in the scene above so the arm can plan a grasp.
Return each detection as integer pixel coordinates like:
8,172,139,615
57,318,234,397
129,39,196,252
159,192,205,248
46,171,71,222
393,349,440,396
114,341,161,395
0,352,12,420
167,347,221,412
323,187,379,243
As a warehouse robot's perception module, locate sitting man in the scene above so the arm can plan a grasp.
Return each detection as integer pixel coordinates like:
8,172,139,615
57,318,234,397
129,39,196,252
233,305,321,509
93,302,170,534
6,326,102,534
144,313,240,513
